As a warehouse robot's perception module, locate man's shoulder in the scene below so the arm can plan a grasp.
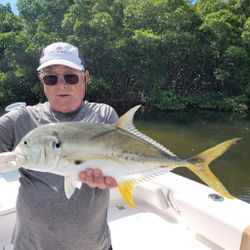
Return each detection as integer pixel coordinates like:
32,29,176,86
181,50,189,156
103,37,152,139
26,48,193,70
25,102,49,112
6,102,50,124
82,101,118,123
0,102,47,121
84,101,114,112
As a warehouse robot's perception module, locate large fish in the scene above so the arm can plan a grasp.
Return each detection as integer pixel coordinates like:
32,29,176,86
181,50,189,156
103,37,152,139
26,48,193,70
0,105,240,208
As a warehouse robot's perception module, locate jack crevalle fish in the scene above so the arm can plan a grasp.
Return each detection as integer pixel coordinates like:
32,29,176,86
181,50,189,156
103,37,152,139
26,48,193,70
0,105,240,208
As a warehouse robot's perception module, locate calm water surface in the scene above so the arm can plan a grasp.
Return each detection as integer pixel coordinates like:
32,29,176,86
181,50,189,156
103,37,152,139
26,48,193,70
134,110,250,204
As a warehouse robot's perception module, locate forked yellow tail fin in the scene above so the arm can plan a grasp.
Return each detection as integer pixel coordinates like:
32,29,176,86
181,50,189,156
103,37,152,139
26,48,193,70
187,138,241,199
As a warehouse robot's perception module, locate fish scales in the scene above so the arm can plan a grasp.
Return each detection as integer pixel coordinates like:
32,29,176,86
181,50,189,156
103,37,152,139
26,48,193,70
50,122,179,165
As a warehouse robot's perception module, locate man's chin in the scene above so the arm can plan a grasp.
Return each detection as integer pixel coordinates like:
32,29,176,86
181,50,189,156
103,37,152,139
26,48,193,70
51,100,81,113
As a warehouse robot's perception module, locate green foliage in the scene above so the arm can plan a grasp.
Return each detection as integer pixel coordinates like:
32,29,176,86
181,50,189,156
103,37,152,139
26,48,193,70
86,76,113,102
31,82,46,102
214,45,249,93
196,0,226,16
150,89,187,110
241,17,250,49
150,90,248,112
186,92,248,112
0,0,249,112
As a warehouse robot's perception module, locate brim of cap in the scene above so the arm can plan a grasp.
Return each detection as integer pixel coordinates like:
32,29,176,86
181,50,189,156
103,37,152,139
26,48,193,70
37,59,84,71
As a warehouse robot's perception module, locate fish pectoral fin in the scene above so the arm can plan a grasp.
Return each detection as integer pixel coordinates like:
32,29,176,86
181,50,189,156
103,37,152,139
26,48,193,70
0,152,18,173
118,181,137,208
64,176,82,199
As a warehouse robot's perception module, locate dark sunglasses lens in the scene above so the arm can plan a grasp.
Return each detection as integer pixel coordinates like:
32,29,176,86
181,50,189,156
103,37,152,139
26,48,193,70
42,75,58,85
64,74,79,84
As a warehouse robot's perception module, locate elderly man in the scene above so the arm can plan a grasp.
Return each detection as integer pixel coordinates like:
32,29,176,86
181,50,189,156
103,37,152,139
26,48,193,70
0,42,117,250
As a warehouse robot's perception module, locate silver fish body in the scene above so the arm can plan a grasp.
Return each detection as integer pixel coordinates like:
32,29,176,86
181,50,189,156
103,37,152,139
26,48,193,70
0,105,240,207
16,122,185,178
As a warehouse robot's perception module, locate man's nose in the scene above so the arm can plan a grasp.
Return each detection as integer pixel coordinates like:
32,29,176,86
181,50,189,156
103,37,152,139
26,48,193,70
57,75,67,86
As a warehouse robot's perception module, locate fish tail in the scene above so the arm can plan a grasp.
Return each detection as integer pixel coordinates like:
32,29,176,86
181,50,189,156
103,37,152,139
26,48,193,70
187,138,241,199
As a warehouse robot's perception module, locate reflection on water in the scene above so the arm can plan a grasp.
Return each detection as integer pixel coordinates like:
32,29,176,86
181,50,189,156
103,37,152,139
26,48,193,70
134,109,250,204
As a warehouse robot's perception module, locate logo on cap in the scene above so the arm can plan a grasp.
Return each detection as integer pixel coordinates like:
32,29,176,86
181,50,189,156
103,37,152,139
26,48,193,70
54,46,70,55
56,46,63,51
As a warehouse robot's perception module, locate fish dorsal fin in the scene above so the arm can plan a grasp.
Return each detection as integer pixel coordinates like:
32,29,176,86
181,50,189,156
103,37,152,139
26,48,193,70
116,105,142,132
115,105,176,157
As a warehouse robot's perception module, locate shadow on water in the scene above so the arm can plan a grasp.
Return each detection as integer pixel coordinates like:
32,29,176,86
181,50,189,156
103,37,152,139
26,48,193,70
134,109,250,204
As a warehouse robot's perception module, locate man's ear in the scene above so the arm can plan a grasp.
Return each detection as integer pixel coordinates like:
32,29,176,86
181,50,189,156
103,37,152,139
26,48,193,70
38,72,43,82
84,70,89,85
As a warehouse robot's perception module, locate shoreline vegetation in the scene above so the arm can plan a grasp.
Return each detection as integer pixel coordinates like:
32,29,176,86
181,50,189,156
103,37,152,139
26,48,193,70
0,0,249,113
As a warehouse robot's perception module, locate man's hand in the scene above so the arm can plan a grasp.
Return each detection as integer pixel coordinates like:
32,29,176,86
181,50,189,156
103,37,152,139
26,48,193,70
79,168,118,189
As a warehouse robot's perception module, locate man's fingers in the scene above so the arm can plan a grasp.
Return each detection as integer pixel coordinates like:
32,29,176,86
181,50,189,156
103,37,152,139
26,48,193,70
85,168,97,188
93,169,106,189
79,168,118,189
105,177,118,188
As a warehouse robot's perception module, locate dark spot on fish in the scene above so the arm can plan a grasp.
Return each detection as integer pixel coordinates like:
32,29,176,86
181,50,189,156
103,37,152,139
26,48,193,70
74,160,82,165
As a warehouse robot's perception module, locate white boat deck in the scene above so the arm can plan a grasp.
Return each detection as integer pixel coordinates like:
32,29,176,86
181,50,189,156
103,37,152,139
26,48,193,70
109,197,224,250
1,170,250,250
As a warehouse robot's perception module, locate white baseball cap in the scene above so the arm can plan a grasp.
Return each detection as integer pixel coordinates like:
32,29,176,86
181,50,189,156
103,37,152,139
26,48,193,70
37,42,85,71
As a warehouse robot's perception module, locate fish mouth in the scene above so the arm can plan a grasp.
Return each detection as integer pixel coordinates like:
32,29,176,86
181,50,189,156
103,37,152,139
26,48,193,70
15,152,26,165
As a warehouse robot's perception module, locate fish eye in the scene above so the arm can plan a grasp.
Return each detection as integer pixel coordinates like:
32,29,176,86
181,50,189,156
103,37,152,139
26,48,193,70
52,140,61,149
23,139,29,146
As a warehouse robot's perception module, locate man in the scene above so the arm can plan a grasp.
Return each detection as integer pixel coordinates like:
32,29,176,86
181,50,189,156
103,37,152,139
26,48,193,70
0,42,118,250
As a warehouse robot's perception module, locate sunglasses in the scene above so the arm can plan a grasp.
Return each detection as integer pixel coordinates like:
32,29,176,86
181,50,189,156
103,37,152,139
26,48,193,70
41,73,81,86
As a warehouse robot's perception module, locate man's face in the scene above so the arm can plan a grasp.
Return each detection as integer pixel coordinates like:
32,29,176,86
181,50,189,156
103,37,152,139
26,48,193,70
39,65,88,113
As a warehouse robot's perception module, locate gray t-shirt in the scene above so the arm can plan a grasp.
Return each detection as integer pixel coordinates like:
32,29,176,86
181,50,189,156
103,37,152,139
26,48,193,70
0,101,118,250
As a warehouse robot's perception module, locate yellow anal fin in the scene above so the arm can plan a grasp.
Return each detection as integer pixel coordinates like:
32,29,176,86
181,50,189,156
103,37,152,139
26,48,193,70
187,138,241,199
118,181,137,208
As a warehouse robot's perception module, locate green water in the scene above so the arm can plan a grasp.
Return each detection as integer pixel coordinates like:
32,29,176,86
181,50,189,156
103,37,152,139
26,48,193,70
134,110,250,204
